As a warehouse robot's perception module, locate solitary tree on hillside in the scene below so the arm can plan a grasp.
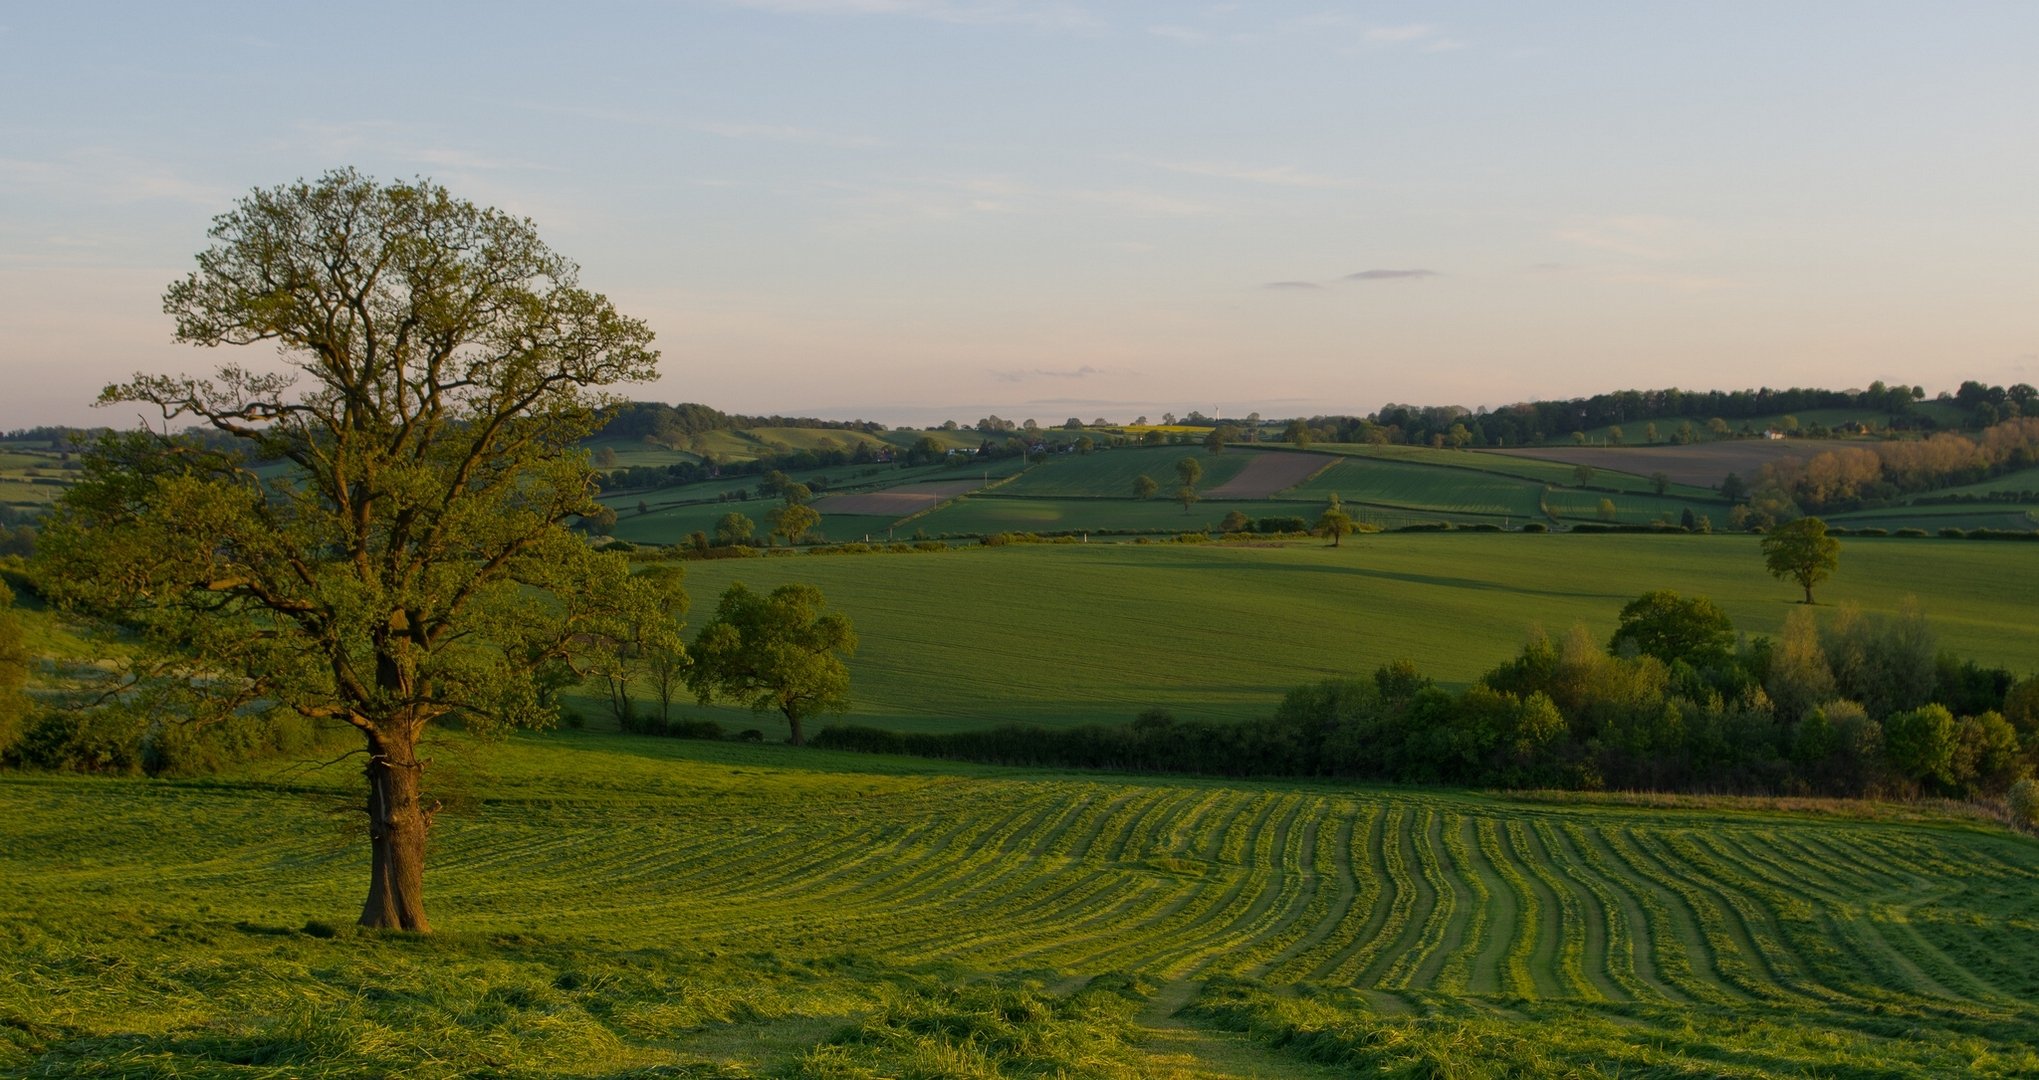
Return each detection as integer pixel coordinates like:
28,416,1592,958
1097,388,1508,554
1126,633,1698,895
687,582,855,746
1762,516,1842,604
769,501,821,545
36,169,661,931
1175,484,1201,514
1133,474,1158,500
715,512,756,546
1176,456,1203,488
1317,494,1355,547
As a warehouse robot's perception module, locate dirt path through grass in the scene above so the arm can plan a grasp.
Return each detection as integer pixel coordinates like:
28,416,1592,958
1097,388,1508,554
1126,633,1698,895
1136,979,1340,1080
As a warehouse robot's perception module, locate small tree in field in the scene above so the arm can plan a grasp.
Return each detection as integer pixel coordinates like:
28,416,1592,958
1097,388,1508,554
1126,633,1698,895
1133,474,1158,500
36,169,660,931
1175,485,1201,514
1317,494,1355,547
1762,516,1841,604
715,511,756,546
688,582,856,747
769,501,821,545
1176,456,1203,488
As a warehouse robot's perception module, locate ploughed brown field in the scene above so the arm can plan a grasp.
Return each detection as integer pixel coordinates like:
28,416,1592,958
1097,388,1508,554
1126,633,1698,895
1202,450,1336,498
1492,440,1822,487
815,479,981,517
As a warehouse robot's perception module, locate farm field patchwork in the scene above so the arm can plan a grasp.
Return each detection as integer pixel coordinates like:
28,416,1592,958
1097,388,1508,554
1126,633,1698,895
813,478,979,517
1200,451,1336,498
5,736,2036,1076
658,536,2039,738
1277,457,1548,520
994,445,1261,499
1494,440,1821,488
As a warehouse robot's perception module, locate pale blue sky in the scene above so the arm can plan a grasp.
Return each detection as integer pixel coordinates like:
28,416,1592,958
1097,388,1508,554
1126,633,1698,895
3,2,2036,428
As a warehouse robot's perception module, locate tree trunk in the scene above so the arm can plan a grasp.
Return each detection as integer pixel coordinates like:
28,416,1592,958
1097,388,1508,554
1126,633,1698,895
784,708,805,747
1802,583,1814,605
359,728,432,931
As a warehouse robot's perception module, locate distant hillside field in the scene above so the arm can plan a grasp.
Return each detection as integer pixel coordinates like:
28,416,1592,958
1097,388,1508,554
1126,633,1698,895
659,536,2039,737
1494,440,1821,488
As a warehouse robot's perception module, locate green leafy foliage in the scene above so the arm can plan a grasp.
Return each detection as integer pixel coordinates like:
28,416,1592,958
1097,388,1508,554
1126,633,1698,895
1763,516,1842,602
30,169,660,930
688,582,856,746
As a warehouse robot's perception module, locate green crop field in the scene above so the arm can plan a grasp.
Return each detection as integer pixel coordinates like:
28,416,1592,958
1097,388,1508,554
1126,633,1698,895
1831,504,2039,531
906,495,1271,537
1278,457,1548,520
995,446,1260,499
1313,442,1721,499
6,735,2037,1076
1541,487,1732,526
648,536,2039,738
1908,465,2039,499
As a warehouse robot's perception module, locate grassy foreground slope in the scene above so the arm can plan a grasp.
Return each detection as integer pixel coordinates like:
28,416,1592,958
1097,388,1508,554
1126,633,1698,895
5,735,2037,1076
663,536,2039,737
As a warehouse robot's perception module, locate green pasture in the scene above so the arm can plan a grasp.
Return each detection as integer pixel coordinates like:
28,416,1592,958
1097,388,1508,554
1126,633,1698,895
1912,465,2039,498
1313,442,1719,498
5,735,2037,1076
605,500,900,547
1831,503,2039,531
647,536,2039,738
995,445,1259,498
1541,487,1731,525
583,435,700,468
1279,457,1546,520
906,495,1270,537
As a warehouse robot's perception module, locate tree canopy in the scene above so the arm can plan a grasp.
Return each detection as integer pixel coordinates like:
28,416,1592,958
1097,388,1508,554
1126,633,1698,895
1608,590,1735,665
687,582,856,747
1316,494,1355,547
36,169,660,931
1761,516,1842,604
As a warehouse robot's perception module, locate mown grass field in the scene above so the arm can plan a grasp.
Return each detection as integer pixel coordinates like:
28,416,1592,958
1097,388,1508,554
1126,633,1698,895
6,734,2037,1076
652,535,2039,737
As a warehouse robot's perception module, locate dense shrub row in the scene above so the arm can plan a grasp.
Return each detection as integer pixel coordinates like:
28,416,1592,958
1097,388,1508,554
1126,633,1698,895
817,593,2037,799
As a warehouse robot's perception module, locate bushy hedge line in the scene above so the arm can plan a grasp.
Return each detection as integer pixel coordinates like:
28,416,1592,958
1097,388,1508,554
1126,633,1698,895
817,595,2039,799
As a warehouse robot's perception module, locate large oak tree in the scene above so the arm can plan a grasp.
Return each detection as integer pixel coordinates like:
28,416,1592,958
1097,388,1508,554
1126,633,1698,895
38,169,660,931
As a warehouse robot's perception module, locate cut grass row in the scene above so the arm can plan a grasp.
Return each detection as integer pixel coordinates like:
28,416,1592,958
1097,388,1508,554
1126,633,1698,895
7,734,2038,1075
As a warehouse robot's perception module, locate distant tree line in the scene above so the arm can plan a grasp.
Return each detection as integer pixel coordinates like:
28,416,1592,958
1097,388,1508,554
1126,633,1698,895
1277,380,2033,450
600,401,886,447
815,591,2036,801
1751,417,2039,516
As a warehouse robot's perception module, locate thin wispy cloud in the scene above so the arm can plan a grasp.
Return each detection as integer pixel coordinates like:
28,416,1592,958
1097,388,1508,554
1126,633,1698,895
0,151,227,206
1553,215,1716,261
991,364,1112,382
822,174,1218,229
1361,22,1467,51
1346,268,1438,281
718,0,1100,31
1142,159,1350,189
693,121,884,148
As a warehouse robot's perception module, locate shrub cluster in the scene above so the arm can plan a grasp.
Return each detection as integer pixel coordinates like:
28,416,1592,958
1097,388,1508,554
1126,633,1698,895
818,592,2038,799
